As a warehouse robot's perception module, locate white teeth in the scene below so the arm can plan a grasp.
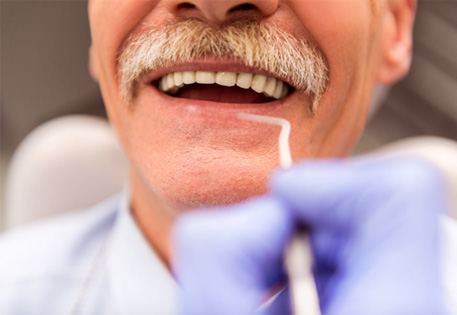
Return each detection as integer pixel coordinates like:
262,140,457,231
236,73,253,89
166,74,175,89
174,72,184,87
182,71,196,85
251,74,267,93
159,77,168,91
273,80,284,100
158,71,289,100
215,72,237,87
196,71,216,84
264,77,277,97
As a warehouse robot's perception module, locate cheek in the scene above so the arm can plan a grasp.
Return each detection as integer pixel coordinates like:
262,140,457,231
289,0,375,156
89,0,164,149
89,0,161,98
291,0,372,86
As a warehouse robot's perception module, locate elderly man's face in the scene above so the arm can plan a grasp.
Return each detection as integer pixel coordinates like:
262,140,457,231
88,0,413,209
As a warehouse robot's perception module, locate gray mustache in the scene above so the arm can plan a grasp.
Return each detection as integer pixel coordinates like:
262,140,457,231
119,19,329,111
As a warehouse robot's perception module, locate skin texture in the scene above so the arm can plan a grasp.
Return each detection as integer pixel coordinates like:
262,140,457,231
88,0,416,264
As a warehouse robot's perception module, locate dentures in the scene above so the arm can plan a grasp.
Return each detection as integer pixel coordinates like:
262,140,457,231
158,71,289,100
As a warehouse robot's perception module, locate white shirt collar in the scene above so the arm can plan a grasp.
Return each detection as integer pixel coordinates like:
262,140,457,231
106,191,178,315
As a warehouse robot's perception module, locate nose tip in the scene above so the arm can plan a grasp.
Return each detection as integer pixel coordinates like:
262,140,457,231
173,0,279,24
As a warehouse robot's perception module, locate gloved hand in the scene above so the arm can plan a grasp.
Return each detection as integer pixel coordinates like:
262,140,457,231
172,157,448,315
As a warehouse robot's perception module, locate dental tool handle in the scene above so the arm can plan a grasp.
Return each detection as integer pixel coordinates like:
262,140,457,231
236,112,320,314
285,230,321,315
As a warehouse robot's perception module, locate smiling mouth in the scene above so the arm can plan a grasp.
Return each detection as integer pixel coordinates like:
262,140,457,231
152,71,293,104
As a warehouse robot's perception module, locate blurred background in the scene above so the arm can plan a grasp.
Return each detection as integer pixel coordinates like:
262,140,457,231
1,1,456,227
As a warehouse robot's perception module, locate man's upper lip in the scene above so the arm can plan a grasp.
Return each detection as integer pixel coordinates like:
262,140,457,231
141,60,292,87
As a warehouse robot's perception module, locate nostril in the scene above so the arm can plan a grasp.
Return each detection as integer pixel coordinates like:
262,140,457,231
228,3,257,13
177,2,197,11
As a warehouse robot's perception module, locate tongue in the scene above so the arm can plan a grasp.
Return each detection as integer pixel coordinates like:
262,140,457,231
176,84,272,103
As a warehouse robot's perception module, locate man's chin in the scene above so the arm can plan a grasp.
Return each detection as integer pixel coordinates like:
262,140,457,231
167,182,267,211
143,155,277,211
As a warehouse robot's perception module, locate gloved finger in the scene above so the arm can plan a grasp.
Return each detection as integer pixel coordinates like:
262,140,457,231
173,196,294,315
269,158,445,231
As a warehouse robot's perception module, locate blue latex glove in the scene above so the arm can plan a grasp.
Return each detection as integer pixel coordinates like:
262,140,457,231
173,158,447,315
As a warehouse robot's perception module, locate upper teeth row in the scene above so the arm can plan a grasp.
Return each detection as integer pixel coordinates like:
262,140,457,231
158,71,289,100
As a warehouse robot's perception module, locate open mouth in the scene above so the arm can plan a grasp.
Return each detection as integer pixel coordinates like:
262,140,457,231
153,71,293,104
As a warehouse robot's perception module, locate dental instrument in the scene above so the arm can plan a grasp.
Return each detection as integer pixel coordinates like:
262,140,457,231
238,112,321,315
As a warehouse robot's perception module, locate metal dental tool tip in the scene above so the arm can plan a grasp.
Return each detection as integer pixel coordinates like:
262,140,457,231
237,112,321,315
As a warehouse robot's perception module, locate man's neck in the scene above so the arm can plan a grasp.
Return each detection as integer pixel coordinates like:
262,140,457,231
129,171,175,269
